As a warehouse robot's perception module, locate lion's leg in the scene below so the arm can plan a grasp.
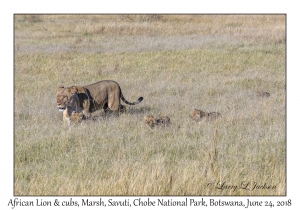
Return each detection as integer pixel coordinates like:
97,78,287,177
107,96,120,113
118,104,126,114
82,110,91,119
103,103,111,114
63,110,71,125
82,99,91,118
63,116,67,125
64,119,71,126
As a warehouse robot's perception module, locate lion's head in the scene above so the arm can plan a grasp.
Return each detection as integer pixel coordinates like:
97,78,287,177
57,85,79,112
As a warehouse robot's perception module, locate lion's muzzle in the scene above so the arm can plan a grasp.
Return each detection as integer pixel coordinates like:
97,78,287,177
57,105,66,112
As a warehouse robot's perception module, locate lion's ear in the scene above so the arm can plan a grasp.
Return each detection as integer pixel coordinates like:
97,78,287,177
70,86,78,94
58,85,64,91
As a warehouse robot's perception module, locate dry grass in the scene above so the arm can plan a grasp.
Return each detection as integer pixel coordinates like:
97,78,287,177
14,14,286,195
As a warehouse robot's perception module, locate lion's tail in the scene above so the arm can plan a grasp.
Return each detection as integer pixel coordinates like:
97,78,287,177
121,95,143,105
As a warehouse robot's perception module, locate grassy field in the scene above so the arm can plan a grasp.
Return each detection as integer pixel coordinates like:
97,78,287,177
14,14,286,195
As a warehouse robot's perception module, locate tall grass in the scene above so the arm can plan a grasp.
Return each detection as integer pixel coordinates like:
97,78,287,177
14,14,286,195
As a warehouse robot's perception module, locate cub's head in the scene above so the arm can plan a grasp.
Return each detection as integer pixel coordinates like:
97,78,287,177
56,85,79,112
144,115,155,128
71,111,83,123
191,109,208,120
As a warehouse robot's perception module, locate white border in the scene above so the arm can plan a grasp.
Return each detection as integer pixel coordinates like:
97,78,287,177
2,1,299,209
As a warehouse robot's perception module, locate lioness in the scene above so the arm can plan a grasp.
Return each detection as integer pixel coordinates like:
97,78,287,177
57,80,143,118
63,106,83,125
144,115,171,128
191,109,222,121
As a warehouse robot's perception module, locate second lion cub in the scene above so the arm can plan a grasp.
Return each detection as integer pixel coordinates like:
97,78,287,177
191,109,222,122
144,115,171,129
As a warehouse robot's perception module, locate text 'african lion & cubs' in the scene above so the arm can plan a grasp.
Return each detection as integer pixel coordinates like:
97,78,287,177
191,109,222,122
57,80,143,120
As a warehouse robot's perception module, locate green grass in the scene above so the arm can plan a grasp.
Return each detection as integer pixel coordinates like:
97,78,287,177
14,14,286,195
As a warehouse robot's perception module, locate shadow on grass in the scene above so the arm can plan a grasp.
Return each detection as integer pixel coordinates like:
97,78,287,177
127,106,151,115
86,106,151,122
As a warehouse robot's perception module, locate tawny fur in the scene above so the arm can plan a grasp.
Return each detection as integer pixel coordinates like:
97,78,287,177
57,80,142,118
63,107,83,125
144,115,171,128
71,111,83,124
191,109,222,121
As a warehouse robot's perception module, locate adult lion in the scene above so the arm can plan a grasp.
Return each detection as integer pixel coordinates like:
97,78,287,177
57,80,143,118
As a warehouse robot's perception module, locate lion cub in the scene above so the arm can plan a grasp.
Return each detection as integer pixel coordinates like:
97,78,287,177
191,109,222,121
63,107,83,125
71,111,84,123
256,91,270,98
144,115,171,129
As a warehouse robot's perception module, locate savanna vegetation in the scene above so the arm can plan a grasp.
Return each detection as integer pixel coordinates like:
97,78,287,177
14,14,286,195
